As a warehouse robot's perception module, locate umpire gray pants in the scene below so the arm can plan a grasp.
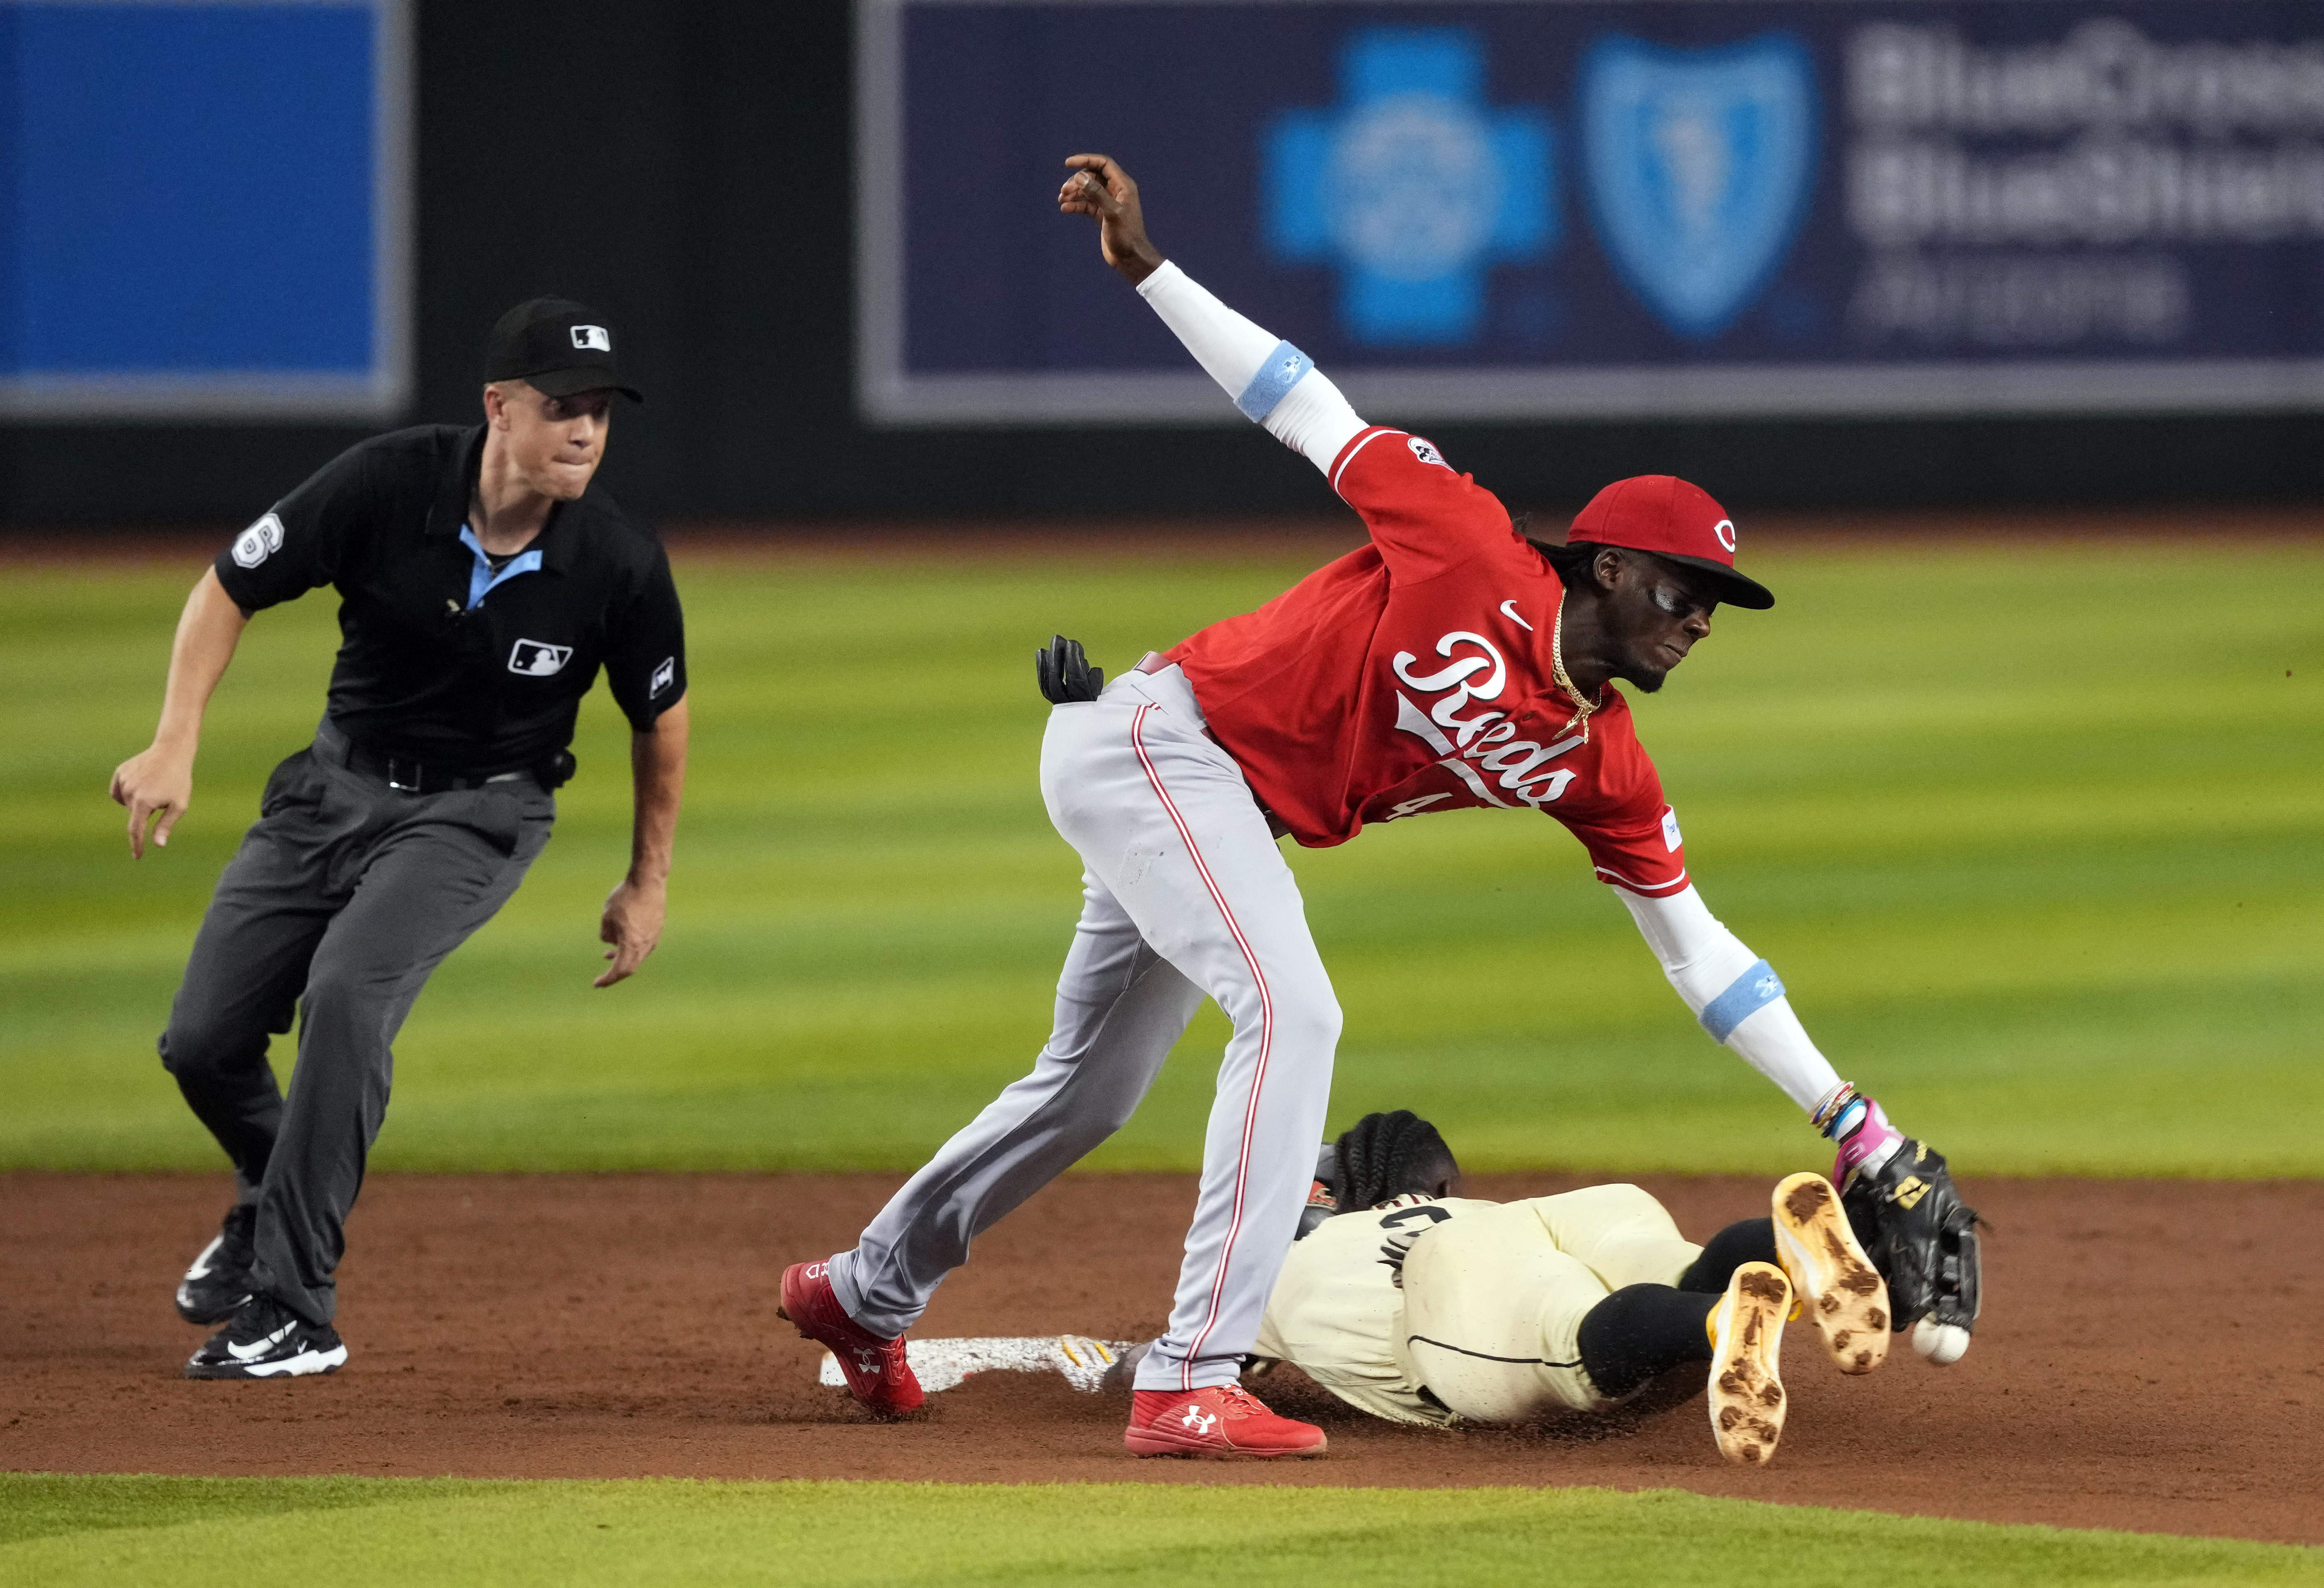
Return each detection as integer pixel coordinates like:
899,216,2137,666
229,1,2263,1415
159,727,552,1325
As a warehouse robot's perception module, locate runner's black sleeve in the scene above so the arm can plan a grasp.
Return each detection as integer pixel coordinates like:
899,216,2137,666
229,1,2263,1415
1678,1219,1779,1293
212,442,375,613
603,542,687,728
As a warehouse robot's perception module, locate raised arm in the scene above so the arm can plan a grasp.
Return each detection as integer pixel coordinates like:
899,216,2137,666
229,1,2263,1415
1059,155,1365,473
109,567,250,858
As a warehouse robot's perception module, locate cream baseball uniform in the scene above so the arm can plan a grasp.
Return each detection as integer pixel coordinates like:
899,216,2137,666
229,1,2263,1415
1255,1185,1701,1426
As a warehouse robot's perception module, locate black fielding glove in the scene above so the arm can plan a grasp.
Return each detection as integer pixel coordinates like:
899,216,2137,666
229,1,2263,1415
1842,1138,1982,1364
1035,635,1105,704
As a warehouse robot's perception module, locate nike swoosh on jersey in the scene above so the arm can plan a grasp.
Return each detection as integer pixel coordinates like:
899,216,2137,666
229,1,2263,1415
1499,600,1533,631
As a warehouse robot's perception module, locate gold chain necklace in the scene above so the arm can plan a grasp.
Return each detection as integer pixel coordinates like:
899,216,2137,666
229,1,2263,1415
1549,600,1597,746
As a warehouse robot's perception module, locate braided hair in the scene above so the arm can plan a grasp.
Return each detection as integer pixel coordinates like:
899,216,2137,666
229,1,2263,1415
1331,1110,1461,1212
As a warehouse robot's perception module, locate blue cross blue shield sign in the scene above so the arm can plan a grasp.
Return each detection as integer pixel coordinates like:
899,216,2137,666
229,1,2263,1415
864,0,2324,424
1579,33,1816,340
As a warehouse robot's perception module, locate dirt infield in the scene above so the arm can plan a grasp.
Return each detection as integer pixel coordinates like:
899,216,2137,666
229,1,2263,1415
6,1171,2319,1544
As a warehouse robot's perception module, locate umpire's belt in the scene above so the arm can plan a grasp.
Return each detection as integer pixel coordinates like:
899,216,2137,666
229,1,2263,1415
314,719,530,796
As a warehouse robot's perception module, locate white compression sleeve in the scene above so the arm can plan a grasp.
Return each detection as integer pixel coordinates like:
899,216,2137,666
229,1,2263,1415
1266,373,1368,475
1135,261,1274,394
1614,884,1843,1113
1136,260,1366,474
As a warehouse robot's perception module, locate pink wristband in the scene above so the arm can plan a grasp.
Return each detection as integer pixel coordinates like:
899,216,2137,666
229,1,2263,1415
1830,1095,1904,1185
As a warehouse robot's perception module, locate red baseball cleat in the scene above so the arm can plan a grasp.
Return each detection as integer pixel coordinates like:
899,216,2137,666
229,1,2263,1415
778,1260,924,1418
1123,1384,1327,1459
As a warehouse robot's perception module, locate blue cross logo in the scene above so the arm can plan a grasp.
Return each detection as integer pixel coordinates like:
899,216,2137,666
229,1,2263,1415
1262,28,1556,347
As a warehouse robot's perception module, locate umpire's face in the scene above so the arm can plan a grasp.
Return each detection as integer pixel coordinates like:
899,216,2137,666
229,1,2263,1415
485,380,614,501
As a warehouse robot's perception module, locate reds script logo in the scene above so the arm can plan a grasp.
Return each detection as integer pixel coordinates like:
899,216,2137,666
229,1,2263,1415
1387,631,1579,811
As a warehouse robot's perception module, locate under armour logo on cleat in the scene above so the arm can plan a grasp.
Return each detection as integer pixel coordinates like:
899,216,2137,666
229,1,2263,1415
852,1347,883,1376
1179,1407,1218,1435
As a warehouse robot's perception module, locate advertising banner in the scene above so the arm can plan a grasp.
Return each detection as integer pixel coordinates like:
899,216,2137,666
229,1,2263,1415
0,0,411,419
859,0,2324,422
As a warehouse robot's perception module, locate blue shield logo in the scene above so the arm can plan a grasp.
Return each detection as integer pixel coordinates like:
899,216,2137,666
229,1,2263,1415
1578,33,1816,340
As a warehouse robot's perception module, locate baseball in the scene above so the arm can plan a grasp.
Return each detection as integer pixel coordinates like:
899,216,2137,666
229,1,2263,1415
1913,1318,1970,1365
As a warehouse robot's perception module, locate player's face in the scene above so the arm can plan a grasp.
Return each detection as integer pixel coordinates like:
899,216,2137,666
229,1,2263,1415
1603,553,1718,693
498,383,613,500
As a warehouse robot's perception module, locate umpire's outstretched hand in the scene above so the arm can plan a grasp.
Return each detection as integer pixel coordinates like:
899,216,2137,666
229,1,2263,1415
111,567,250,858
111,744,194,859
595,875,665,988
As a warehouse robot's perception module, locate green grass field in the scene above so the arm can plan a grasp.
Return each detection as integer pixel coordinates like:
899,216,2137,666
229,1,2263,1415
5,1475,2319,1586
3,537,2319,1177
5,538,2320,1582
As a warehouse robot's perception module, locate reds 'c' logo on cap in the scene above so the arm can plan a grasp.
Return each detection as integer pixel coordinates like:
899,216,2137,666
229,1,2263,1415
1564,475,1774,609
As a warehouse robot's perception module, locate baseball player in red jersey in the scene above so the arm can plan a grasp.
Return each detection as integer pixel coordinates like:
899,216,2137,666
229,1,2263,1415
779,155,1979,1459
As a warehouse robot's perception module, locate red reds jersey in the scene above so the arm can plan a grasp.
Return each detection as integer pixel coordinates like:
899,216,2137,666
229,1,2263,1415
1164,427,1688,895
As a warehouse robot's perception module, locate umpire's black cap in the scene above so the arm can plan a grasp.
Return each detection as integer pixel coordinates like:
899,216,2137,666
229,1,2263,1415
484,297,644,402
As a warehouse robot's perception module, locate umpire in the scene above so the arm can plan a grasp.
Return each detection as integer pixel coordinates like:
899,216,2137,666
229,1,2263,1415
107,299,689,1380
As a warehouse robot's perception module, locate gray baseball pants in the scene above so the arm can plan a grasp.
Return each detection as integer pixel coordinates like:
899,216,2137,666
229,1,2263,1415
159,726,553,1325
828,664,1339,1392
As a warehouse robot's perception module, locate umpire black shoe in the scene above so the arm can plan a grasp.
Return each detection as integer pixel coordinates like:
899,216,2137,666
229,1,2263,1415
185,1296,347,1380
175,1204,258,1325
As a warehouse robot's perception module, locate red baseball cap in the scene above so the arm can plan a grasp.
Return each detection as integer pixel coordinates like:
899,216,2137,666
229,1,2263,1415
1567,475,1773,610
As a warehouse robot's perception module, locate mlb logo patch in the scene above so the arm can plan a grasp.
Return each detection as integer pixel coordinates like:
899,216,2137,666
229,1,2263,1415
509,639,574,677
1406,436,1449,468
570,324,611,352
650,656,676,697
230,512,284,569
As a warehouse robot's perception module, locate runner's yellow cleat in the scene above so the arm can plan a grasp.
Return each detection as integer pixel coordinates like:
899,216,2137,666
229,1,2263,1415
1772,1171,1891,1375
1707,1261,1790,1466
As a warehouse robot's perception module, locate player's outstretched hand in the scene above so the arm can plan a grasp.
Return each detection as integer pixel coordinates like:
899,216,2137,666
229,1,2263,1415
110,743,194,859
1058,155,1164,285
595,874,666,987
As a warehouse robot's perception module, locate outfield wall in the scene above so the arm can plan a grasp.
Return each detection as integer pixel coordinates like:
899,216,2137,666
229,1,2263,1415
2,1,2320,527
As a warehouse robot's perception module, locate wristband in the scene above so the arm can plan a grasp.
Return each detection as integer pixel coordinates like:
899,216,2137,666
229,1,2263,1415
1817,1082,1905,1182
1699,958,1784,1043
1234,341,1314,421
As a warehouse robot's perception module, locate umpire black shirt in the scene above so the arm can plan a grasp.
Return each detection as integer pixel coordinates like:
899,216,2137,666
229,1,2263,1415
213,424,686,776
